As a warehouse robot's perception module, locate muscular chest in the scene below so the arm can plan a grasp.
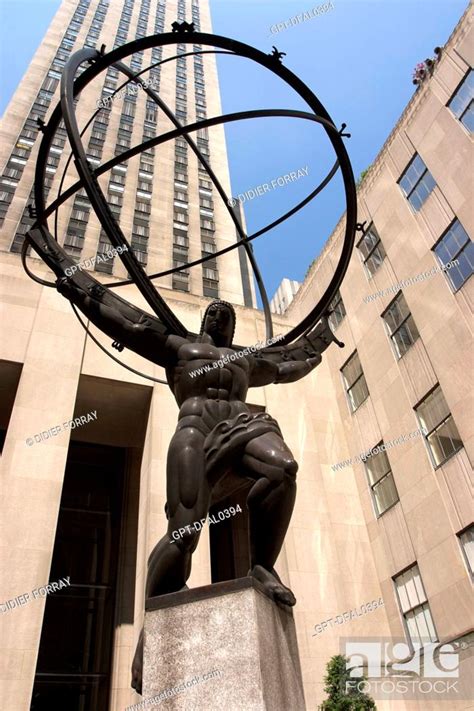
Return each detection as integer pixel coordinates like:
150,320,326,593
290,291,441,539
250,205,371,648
177,341,234,365
175,342,249,391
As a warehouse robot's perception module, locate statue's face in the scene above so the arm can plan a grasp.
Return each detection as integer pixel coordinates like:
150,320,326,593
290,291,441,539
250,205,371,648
203,303,234,346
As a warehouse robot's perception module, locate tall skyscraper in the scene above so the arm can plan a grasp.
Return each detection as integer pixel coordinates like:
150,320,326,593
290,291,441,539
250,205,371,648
0,0,256,307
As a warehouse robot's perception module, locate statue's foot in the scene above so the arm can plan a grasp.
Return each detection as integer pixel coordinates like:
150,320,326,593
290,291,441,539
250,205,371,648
249,565,296,606
131,630,143,695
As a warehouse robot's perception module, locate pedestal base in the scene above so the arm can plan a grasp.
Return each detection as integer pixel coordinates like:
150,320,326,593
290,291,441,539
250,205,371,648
142,576,306,710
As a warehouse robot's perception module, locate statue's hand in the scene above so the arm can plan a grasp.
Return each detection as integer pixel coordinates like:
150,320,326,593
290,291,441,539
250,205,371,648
306,354,322,369
56,276,81,301
56,276,72,295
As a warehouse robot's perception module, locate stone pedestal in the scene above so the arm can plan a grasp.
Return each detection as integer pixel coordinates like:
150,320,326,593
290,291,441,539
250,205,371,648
143,577,306,710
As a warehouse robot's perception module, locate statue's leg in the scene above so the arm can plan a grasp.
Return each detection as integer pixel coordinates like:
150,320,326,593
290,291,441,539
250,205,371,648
242,431,298,606
132,425,209,694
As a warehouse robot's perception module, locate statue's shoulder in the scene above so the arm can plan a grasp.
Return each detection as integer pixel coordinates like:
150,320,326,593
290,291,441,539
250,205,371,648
168,334,190,351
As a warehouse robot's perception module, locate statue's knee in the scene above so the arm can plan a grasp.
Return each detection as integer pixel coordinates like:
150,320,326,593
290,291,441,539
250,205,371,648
285,458,298,479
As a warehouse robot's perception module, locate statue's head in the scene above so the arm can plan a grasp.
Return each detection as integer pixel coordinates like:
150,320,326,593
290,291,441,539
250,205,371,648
200,300,236,347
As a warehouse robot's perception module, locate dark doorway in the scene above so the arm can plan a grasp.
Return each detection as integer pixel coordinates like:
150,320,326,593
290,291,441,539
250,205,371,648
31,441,126,711
0,359,22,453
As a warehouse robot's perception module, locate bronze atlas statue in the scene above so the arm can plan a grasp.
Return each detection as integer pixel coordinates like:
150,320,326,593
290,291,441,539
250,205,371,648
22,23,357,694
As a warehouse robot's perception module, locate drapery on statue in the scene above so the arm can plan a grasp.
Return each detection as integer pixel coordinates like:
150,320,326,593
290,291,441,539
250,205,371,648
27,227,344,695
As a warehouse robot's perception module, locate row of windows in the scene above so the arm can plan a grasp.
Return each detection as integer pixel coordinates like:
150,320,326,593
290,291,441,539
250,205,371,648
173,26,191,295
103,0,151,270
362,387,464,515
83,0,109,49
357,219,473,291
3,0,93,228
342,345,463,492
63,0,133,264
189,39,219,297
130,0,153,276
129,0,153,274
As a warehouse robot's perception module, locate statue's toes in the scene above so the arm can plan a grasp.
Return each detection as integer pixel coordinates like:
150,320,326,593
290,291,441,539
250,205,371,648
273,585,296,607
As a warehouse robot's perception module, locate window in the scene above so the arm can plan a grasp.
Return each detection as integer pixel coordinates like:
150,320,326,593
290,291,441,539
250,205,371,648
200,217,214,231
175,171,187,185
4,165,22,180
71,208,88,222
122,100,135,116
399,154,436,211
365,445,399,516
203,277,219,298
173,232,188,248
200,196,213,210
135,201,151,215
199,177,212,190
139,161,153,174
433,219,473,291
42,75,59,93
110,171,125,185
394,565,437,646
173,247,188,262
382,293,419,358
202,241,216,254
357,223,386,276
175,190,188,204
145,103,157,123
172,274,189,292
173,259,189,275
341,351,369,413
415,385,463,467
133,223,149,238
108,193,122,206
327,290,346,330
448,69,473,132
174,210,188,224
458,526,474,578
131,234,148,253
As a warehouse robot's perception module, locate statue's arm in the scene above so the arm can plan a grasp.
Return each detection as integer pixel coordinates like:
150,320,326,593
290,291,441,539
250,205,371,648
275,355,322,384
248,354,321,387
248,316,341,388
56,277,183,367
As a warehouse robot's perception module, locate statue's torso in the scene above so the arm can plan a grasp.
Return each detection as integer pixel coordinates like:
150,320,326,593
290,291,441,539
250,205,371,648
168,340,251,419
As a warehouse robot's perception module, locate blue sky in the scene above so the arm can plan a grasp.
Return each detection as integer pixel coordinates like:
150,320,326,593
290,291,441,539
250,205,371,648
0,0,468,302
